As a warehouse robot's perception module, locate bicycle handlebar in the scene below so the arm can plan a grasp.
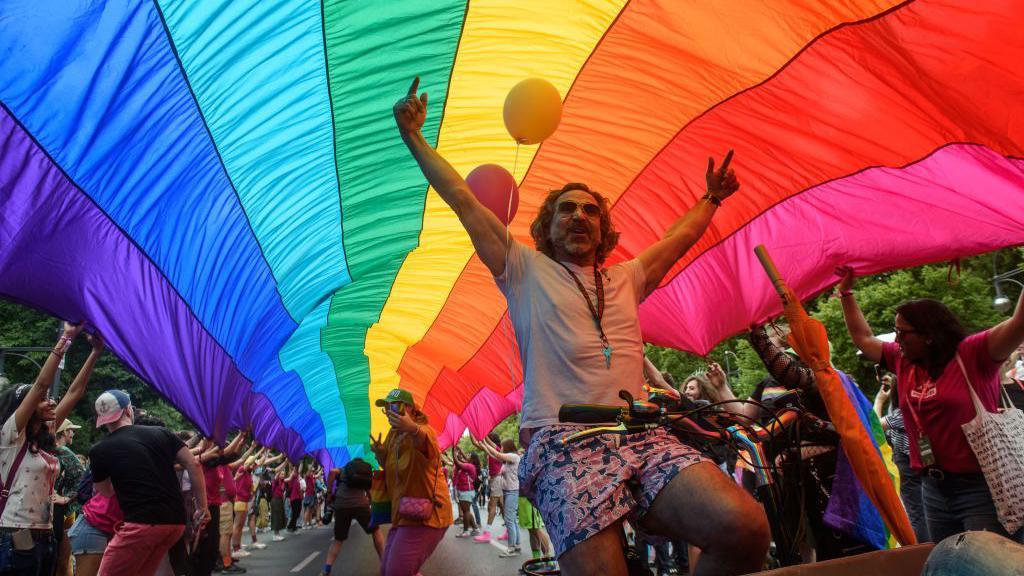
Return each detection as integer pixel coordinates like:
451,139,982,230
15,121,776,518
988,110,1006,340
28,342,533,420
557,400,815,447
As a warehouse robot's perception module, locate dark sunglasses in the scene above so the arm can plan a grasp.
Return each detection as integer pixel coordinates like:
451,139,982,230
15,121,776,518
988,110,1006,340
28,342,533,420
557,200,601,217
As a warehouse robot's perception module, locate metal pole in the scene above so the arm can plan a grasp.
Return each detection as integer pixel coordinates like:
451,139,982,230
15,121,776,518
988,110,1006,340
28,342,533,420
51,320,62,398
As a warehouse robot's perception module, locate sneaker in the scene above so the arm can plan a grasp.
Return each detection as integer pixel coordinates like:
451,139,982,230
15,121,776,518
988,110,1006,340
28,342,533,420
470,528,481,536
251,542,266,550
232,550,251,559
272,535,285,542
455,530,470,538
498,547,520,558
473,531,491,543
497,531,508,542
221,564,247,574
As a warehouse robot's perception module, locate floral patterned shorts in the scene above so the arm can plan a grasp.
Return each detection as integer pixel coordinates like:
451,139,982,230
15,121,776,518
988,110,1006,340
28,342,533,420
518,425,706,557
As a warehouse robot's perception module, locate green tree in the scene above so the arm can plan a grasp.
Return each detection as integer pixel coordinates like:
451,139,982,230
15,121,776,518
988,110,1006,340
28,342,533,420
0,300,193,454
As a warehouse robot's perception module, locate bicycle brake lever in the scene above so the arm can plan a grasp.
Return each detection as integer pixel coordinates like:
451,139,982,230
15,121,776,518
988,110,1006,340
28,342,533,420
561,424,628,445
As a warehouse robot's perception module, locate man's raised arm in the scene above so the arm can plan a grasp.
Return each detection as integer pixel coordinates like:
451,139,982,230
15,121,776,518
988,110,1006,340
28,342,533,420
637,151,739,297
395,77,510,276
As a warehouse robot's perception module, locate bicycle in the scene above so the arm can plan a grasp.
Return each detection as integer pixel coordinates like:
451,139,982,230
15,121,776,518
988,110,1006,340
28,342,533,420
520,385,836,575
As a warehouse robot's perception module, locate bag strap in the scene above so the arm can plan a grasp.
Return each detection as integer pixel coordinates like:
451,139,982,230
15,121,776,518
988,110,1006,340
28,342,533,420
0,441,31,518
1000,383,1016,410
955,354,988,416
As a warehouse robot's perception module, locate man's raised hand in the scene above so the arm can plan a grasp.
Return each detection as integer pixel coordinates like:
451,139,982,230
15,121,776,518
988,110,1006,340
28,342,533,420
393,77,428,134
706,149,739,202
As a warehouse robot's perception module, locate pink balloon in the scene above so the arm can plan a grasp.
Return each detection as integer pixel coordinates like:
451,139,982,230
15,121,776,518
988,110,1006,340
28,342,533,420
466,164,519,225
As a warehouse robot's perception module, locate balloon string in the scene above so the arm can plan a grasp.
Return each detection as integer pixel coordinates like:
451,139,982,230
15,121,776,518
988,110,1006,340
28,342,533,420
503,142,521,424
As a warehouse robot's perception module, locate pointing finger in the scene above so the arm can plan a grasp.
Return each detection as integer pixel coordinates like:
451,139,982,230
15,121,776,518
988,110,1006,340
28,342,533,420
718,149,734,174
408,77,420,97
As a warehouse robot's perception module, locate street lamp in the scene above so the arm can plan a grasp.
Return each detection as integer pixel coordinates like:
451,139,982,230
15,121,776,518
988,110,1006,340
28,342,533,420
722,350,741,380
992,270,1024,314
0,348,50,392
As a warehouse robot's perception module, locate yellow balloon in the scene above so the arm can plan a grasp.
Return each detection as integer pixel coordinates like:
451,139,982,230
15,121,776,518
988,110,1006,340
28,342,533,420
503,78,562,145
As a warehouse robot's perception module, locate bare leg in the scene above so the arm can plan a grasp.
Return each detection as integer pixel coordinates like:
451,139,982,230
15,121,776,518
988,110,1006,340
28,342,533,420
528,528,541,556
558,521,629,576
231,505,247,550
326,539,344,566
371,528,386,558
640,462,769,576
74,553,103,576
57,531,72,576
537,528,553,556
487,495,499,526
249,512,258,544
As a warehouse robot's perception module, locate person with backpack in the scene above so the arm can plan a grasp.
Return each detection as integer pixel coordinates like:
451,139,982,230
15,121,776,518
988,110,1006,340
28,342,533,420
320,458,383,576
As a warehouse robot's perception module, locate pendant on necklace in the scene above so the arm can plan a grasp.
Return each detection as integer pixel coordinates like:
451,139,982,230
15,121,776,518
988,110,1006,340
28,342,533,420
603,345,612,368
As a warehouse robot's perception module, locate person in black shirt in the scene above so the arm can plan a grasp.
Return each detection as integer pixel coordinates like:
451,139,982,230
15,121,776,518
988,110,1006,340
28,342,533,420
88,390,209,576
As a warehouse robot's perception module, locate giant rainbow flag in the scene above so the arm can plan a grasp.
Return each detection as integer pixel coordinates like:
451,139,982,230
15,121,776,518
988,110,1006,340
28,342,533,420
1,0,1023,468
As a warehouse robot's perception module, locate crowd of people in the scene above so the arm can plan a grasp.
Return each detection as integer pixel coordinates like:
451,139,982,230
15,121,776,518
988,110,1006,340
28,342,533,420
0,323,342,576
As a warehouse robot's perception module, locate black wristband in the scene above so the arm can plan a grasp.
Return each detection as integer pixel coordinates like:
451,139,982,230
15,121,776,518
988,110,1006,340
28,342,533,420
701,193,722,206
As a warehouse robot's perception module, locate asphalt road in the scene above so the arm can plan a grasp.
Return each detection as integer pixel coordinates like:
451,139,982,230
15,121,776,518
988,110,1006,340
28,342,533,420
238,519,545,576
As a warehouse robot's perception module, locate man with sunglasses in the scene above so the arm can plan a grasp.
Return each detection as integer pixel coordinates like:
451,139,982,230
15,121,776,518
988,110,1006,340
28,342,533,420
395,78,767,575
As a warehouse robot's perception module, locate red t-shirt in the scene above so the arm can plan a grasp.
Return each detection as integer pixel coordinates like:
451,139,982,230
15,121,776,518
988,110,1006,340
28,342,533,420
203,465,223,506
271,478,285,498
235,470,253,502
288,476,302,501
304,474,315,497
882,330,1002,472
454,462,477,492
219,465,237,502
487,455,502,477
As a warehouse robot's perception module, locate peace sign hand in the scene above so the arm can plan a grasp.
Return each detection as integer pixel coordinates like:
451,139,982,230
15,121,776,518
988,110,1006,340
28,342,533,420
393,77,428,134
369,433,385,454
706,150,739,202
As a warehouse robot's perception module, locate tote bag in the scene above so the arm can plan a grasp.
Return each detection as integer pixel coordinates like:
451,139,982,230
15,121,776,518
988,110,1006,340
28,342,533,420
957,355,1024,534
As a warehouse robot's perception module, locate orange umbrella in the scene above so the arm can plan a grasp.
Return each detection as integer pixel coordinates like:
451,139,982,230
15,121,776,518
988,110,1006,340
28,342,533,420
754,246,916,546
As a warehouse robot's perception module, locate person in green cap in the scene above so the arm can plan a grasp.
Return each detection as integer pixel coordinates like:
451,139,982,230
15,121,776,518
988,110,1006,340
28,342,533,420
370,388,453,576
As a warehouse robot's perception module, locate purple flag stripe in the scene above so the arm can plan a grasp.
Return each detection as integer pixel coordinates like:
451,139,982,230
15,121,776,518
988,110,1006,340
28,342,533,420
0,105,306,460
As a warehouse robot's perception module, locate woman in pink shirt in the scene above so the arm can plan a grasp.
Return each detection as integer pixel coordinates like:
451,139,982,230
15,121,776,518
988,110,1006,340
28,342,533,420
452,450,480,538
68,490,123,576
270,468,287,541
837,265,1024,543
286,467,303,532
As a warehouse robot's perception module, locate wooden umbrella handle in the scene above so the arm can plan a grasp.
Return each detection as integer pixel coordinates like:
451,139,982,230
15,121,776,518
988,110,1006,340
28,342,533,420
754,245,789,301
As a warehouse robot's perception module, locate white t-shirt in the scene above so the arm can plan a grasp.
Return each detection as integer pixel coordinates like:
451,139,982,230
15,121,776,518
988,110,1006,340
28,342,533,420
0,415,59,529
497,241,647,429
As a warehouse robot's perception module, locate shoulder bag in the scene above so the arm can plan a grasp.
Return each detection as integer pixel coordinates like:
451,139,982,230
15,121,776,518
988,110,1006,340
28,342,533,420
957,354,1024,533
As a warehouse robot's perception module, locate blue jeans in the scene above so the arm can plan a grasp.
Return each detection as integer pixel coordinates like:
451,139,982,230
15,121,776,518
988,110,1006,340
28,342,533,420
0,531,53,576
922,472,1023,543
471,496,482,528
923,531,1024,575
636,539,674,573
502,490,520,548
893,450,929,542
